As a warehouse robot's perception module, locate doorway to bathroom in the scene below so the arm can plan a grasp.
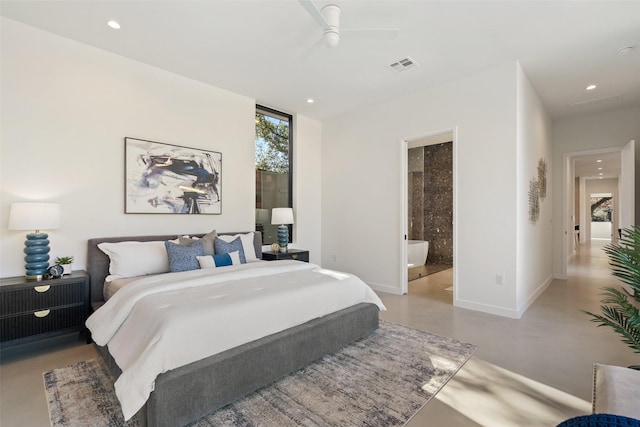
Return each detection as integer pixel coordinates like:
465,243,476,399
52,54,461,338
403,131,455,294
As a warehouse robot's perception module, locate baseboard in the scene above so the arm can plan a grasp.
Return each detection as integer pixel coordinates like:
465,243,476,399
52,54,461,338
367,281,403,296
453,298,520,319
516,274,553,318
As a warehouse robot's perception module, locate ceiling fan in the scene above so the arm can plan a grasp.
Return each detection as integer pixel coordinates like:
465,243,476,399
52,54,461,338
298,0,399,48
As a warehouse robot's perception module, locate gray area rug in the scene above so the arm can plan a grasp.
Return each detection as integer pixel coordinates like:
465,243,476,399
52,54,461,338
44,321,476,427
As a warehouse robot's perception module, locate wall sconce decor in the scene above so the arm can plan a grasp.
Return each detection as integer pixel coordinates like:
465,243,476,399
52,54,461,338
528,158,548,224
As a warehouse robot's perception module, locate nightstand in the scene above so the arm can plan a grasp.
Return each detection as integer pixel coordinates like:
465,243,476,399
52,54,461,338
0,271,90,348
262,249,309,262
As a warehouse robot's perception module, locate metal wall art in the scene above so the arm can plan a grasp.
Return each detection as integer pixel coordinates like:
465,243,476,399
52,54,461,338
125,137,222,214
529,158,547,224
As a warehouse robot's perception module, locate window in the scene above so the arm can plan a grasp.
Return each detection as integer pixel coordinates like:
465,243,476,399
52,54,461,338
255,105,293,245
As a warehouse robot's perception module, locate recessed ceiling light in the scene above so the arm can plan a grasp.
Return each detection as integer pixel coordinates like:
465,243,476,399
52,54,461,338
306,98,315,104
107,20,121,29
586,84,597,91
599,173,604,176
596,159,602,163
598,167,603,170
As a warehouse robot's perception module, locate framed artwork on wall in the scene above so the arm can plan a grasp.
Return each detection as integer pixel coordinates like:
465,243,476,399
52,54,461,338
125,137,222,214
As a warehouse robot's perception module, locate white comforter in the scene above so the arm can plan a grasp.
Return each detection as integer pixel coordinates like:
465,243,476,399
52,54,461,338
85,261,386,420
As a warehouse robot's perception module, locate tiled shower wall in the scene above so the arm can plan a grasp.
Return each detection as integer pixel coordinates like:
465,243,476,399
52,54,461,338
408,142,453,265
423,142,453,264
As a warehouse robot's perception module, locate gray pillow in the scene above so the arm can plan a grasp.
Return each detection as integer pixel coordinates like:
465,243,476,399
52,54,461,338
165,240,204,272
178,229,217,255
214,236,246,263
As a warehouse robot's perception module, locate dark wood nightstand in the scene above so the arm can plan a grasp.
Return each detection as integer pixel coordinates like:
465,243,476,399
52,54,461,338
0,271,90,348
262,249,309,262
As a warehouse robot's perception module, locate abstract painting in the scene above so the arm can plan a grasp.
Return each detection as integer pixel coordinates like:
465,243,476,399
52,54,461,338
125,137,221,214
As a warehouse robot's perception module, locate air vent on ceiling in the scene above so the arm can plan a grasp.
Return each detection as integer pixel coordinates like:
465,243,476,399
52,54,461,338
569,94,623,109
388,57,418,72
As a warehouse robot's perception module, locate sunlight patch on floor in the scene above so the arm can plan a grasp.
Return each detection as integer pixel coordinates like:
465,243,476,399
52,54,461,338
435,358,591,427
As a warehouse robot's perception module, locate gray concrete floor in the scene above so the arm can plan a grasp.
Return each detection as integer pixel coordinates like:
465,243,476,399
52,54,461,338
384,240,637,426
1,240,636,426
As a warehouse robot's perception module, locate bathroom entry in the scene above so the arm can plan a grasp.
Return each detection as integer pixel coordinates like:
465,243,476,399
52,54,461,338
406,132,454,282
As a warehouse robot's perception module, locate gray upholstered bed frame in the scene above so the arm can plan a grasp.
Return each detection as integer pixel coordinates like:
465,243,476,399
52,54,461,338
86,231,380,427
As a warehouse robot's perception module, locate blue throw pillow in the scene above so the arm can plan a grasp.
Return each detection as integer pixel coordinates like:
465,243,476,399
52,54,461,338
165,240,204,272
213,253,233,267
197,251,242,269
214,236,246,263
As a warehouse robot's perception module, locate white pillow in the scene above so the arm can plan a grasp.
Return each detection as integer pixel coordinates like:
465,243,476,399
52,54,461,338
98,241,169,282
216,232,258,262
197,251,242,269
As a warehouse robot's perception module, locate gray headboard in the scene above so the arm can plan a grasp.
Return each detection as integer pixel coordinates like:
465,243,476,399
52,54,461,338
86,231,262,306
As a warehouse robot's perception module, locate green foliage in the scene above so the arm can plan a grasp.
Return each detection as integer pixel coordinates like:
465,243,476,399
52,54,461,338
255,113,289,174
603,226,640,300
584,287,640,353
55,256,74,265
583,226,640,353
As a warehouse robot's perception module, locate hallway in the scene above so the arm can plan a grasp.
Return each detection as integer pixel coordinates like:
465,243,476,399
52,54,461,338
380,239,636,426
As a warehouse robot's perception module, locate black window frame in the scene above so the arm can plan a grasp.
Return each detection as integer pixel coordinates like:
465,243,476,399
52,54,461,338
255,105,293,244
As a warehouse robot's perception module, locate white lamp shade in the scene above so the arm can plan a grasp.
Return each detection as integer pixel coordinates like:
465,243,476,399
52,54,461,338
271,207,294,225
8,202,61,231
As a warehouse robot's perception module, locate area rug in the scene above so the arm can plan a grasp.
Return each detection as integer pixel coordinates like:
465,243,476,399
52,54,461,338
44,321,476,427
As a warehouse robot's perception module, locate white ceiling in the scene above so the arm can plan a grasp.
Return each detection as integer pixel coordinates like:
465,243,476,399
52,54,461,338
573,151,621,180
2,0,639,124
1,1,637,182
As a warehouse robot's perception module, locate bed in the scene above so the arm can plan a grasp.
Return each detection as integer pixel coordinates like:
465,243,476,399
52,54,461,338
86,231,382,427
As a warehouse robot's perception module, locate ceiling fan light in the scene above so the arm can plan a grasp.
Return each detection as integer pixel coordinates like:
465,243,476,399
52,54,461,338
324,30,340,48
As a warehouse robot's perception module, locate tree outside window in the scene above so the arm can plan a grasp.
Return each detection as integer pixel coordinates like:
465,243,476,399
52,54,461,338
255,106,292,244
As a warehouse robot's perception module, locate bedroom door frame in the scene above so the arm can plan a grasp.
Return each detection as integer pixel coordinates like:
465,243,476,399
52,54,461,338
400,128,458,297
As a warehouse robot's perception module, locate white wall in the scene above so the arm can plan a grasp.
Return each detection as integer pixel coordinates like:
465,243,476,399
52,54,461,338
515,64,554,315
0,18,322,276
551,106,640,278
292,114,322,264
322,61,523,317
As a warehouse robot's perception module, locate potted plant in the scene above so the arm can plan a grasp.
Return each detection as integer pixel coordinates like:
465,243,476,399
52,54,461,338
55,256,74,276
583,226,640,354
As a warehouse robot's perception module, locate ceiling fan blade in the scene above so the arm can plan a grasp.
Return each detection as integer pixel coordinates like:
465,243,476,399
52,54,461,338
341,28,399,40
298,0,329,30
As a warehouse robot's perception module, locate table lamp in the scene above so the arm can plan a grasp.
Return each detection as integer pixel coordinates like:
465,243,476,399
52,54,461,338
271,207,294,252
8,202,61,280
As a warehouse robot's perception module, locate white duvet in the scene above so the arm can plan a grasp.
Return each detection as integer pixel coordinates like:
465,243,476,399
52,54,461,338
85,260,386,421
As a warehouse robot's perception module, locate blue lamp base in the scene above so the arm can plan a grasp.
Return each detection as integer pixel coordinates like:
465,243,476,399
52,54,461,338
277,225,289,253
24,233,50,281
